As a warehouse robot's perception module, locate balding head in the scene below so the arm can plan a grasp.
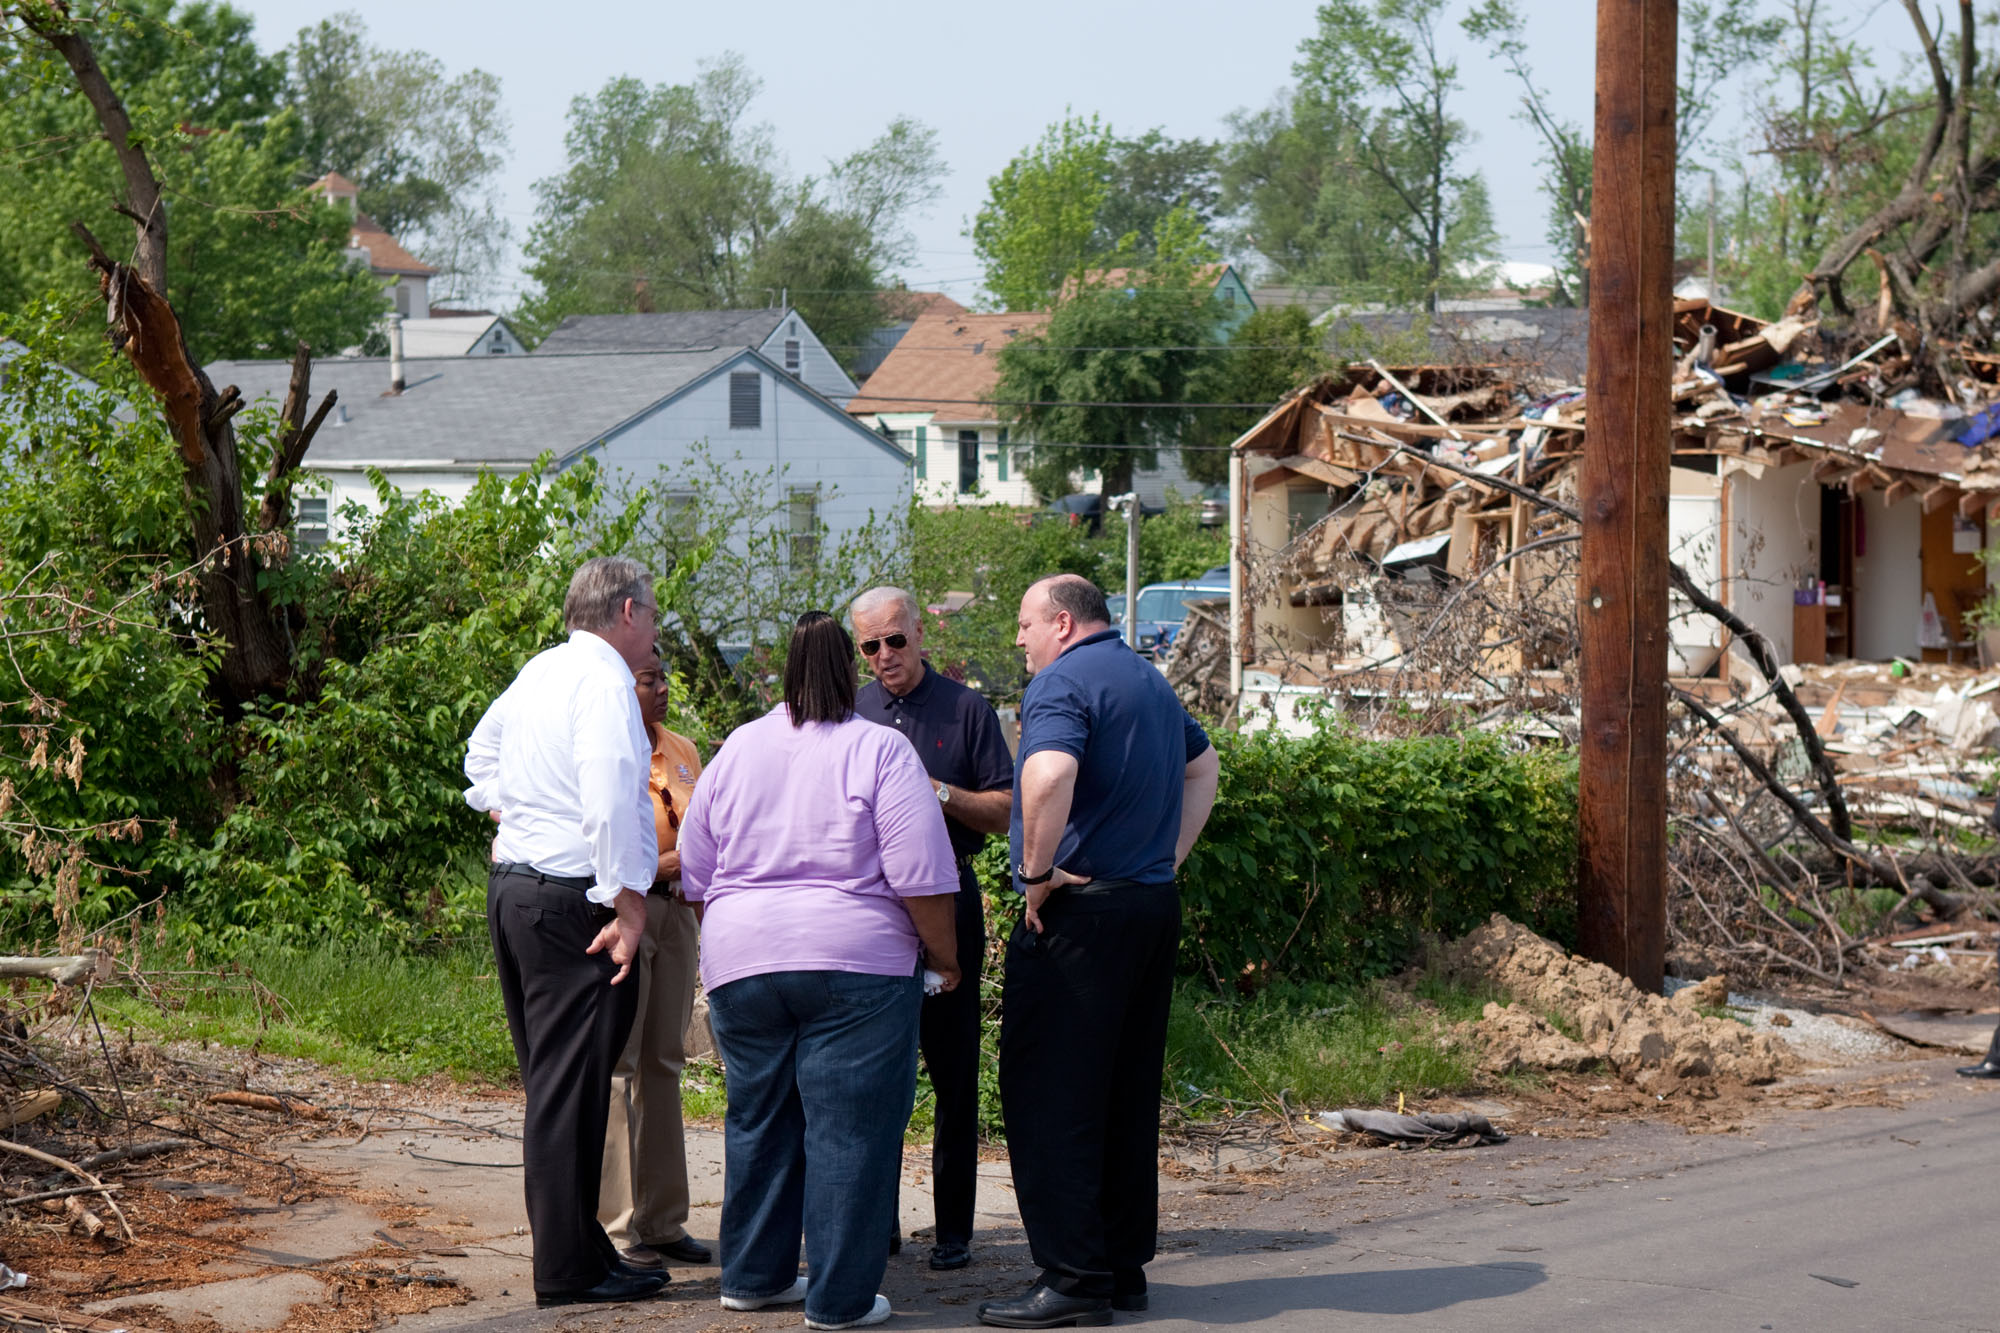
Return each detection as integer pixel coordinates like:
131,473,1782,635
1017,574,1111,675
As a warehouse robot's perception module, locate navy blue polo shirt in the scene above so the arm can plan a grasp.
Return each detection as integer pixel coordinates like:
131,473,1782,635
856,662,1015,864
1010,628,1211,887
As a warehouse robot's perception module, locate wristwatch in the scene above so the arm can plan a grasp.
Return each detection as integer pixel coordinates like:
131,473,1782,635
936,781,950,804
1016,862,1053,885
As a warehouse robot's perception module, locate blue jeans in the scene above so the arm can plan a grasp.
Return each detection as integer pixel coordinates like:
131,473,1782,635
708,968,921,1326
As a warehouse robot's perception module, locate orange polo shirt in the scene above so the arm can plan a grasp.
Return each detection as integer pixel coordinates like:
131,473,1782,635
651,724,703,857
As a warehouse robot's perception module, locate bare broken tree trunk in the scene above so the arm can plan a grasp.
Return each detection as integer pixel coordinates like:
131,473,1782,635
20,3,333,710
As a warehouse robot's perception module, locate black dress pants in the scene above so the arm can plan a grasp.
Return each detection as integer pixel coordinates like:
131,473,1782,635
488,870,639,1295
917,875,988,1245
998,881,1180,1299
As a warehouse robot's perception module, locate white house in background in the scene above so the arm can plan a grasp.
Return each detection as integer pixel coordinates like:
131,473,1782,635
397,314,525,357
534,309,856,407
206,347,912,550
847,310,1200,508
310,172,434,318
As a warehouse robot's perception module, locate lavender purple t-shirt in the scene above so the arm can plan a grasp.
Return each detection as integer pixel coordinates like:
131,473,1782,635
678,705,959,991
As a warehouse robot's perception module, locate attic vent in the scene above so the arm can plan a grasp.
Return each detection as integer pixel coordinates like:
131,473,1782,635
784,339,801,376
729,371,761,429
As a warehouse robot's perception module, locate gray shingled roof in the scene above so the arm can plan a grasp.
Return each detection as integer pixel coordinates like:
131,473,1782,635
206,347,742,466
533,310,789,355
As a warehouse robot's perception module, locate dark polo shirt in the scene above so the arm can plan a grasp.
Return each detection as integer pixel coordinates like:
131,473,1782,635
857,662,1014,869
1011,628,1211,888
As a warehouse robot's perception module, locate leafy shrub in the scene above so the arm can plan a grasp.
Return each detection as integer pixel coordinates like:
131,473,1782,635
1177,723,1577,988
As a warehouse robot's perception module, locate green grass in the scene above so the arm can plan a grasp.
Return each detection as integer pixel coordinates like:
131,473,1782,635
95,937,1501,1129
97,934,521,1083
1162,977,1495,1114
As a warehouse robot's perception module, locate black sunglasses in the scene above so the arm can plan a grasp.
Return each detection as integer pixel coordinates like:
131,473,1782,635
858,633,908,656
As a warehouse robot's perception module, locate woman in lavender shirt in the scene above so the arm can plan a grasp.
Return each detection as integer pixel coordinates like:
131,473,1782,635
678,611,962,1331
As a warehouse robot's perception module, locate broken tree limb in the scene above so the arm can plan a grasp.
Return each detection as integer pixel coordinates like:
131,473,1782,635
77,1139,195,1173
1673,686,1902,890
1360,432,1855,839
0,1138,131,1239
0,951,110,986
207,1091,326,1119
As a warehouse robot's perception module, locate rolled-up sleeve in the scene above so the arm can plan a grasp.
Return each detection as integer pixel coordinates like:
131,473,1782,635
462,692,507,812
571,677,655,904
872,739,958,897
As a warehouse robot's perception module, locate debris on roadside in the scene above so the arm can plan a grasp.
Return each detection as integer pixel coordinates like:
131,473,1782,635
1439,915,1792,1093
1313,1107,1509,1149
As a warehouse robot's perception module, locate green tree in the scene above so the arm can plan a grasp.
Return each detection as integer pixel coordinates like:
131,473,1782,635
993,207,1219,496
971,113,1117,311
1290,0,1498,311
0,0,385,362
287,12,513,306
1184,304,1332,482
1095,131,1222,263
519,55,944,364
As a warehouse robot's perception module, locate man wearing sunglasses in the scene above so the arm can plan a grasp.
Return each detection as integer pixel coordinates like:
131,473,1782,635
851,585,1014,1273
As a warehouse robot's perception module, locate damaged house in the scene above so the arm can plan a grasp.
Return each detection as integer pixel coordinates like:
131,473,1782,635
1196,299,2000,749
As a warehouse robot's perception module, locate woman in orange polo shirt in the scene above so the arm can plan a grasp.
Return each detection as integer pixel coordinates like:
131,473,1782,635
598,650,712,1272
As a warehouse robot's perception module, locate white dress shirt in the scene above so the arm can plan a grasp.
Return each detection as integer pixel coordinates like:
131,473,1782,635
463,630,656,904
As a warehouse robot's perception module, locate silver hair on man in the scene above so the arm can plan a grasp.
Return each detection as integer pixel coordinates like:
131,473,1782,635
850,584,920,628
564,556,652,632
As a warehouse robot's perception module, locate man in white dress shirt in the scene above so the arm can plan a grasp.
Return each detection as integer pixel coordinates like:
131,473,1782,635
464,556,666,1308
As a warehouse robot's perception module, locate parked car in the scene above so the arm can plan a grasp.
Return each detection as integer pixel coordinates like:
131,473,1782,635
1034,492,1165,535
1198,482,1228,527
1128,578,1229,657
1106,592,1126,625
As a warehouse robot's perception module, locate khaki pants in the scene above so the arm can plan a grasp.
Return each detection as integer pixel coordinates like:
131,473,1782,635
598,890,699,1249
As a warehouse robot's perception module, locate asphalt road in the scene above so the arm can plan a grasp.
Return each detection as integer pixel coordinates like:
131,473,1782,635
377,1055,2000,1333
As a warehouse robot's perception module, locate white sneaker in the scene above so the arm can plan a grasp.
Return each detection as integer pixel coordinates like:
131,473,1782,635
720,1275,807,1311
807,1293,891,1330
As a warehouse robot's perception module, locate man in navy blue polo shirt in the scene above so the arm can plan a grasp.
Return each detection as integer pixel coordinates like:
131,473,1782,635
977,575,1219,1331
851,585,1014,1272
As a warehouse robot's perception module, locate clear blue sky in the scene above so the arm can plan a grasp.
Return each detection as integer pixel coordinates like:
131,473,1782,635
227,0,1925,310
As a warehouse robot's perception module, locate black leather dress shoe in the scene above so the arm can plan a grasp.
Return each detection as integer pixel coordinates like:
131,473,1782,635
976,1284,1112,1328
929,1239,970,1271
535,1267,666,1308
648,1234,714,1265
1957,1059,2000,1079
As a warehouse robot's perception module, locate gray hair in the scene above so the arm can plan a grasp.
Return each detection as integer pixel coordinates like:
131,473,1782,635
1035,574,1110,628
850,584,920,628
564,556,652,632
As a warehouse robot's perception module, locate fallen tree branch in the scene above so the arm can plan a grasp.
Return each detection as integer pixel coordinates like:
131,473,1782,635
0,1138,131,1239
0,951,111,986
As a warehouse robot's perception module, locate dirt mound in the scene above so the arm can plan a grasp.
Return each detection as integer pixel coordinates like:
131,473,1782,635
1442,914,1793,1093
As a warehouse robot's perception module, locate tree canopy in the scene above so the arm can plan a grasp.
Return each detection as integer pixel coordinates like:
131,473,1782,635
993,208,1221,496
972,114,1222,311
518,54,946,365
287,11,514,306
1222,0,1498,312
0,0,386,363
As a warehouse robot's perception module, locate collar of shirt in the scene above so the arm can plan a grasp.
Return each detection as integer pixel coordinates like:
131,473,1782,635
880,661,937,710
1059,627,1124,659
569,628,636,682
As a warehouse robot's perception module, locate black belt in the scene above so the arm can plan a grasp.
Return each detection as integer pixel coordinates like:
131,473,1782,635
491,861,595,892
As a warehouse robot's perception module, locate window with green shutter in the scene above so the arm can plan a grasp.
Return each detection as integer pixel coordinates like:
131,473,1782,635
916,425,926,479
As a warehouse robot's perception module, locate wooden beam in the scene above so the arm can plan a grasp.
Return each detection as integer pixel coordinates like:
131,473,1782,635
1922,482,1957,513
1883,478,1917,506
1578,0,1676,995
1811,455,1859,485
1960,490,1985,518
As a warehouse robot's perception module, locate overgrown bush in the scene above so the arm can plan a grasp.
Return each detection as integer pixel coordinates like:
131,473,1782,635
1177,722,1577,988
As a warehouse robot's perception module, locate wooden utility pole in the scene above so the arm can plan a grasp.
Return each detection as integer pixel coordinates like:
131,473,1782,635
1579,0,1677,992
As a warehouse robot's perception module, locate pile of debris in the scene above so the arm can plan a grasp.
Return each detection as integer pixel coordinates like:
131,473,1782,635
1439,915,1792,1096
